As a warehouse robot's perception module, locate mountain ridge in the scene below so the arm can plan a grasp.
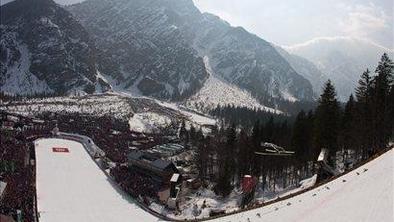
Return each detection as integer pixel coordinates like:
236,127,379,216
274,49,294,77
285,36,394,100
67,0,314,102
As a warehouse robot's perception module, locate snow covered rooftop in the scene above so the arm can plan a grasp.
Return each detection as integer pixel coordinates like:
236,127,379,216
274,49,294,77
35,138,159,222
0,181,7,197
170,173,180,183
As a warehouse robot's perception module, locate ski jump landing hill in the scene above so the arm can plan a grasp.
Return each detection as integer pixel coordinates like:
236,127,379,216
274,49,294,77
35,137,393,222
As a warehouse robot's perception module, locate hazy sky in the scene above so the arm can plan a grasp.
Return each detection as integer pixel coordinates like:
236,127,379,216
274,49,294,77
193,0,393,49
2,0,392,49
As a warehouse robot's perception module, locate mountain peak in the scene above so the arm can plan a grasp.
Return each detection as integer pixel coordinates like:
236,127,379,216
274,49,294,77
0,0,112,95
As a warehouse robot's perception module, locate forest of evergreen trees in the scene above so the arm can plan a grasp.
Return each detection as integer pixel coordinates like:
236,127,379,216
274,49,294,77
183,53,394,197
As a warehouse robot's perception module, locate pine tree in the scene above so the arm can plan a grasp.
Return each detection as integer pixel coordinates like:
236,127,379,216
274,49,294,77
237,129,251,178
292,110,309,160
215,124,236,197
195,129,208,179
264,116,274,142
341,95,357,148
225,124,237,183
305,110,316,159
251,120,261,176
388,86,394,140
189,124,196,145
179,119,189,147
354,69,373,158
355,69,372,102
339,94,357,169
371,53,394,151
313,80,341,166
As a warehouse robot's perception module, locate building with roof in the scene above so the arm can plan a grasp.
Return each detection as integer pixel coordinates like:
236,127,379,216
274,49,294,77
128,150,182,207
127,151,179,182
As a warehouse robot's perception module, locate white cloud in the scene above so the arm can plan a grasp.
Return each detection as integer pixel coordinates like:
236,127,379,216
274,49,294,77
194,0,393,49
340,3,390,40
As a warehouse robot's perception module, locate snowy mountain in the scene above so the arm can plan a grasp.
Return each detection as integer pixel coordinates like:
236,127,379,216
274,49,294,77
185,56,280,113
67,0,209,101
68,0,314,103
275,46,329,98
285,37,394,100
0,0,111,95
1,0,314,106
188,12,314,103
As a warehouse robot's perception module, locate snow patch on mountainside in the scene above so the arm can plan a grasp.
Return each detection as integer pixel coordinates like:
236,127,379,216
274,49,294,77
1,42,52,95
1,94,133,119
129,112,171,133
185,56,280,113
280,90,298,102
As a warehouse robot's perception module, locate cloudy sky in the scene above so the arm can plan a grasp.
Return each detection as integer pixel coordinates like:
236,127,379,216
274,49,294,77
193,0,393,49
2,0,392,49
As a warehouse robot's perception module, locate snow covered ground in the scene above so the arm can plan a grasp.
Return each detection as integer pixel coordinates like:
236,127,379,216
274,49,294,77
212,149,394,222
2,94,134,119
1,41,53,95
34,137,393,222
34,138,159,222
185,74,279,113
160,174,317,220
128,112,171,133
185,56,280,114
1,93,217,133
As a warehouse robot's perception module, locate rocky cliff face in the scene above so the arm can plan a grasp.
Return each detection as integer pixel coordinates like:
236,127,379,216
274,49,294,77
68,0,209,100
0,0,110,95
68,0,314,102
275,45,328,97
189,13,314,102
1,0,314,104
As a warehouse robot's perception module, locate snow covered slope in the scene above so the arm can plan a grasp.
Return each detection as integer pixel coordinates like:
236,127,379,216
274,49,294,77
0,41,53,95
35,138,159,222
34,136,393,222
185,57,280,113
2,94,135,119
68,0,314,102
1,93,217,133
0,0,111,95
212,149,394,222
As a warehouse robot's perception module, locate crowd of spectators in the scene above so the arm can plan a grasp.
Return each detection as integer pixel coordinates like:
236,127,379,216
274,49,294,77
38,112,169,163
111,165,159,202
0,128,50,222
0,111,176,221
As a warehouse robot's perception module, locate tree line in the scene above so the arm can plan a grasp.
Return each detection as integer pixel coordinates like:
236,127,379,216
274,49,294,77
182,53,393,197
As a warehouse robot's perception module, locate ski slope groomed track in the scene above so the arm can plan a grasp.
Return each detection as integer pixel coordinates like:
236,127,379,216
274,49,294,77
35,138,393,222
35,138,160,222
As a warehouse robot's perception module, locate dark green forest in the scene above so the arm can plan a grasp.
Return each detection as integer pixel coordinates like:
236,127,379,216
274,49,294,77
182,53,393,197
